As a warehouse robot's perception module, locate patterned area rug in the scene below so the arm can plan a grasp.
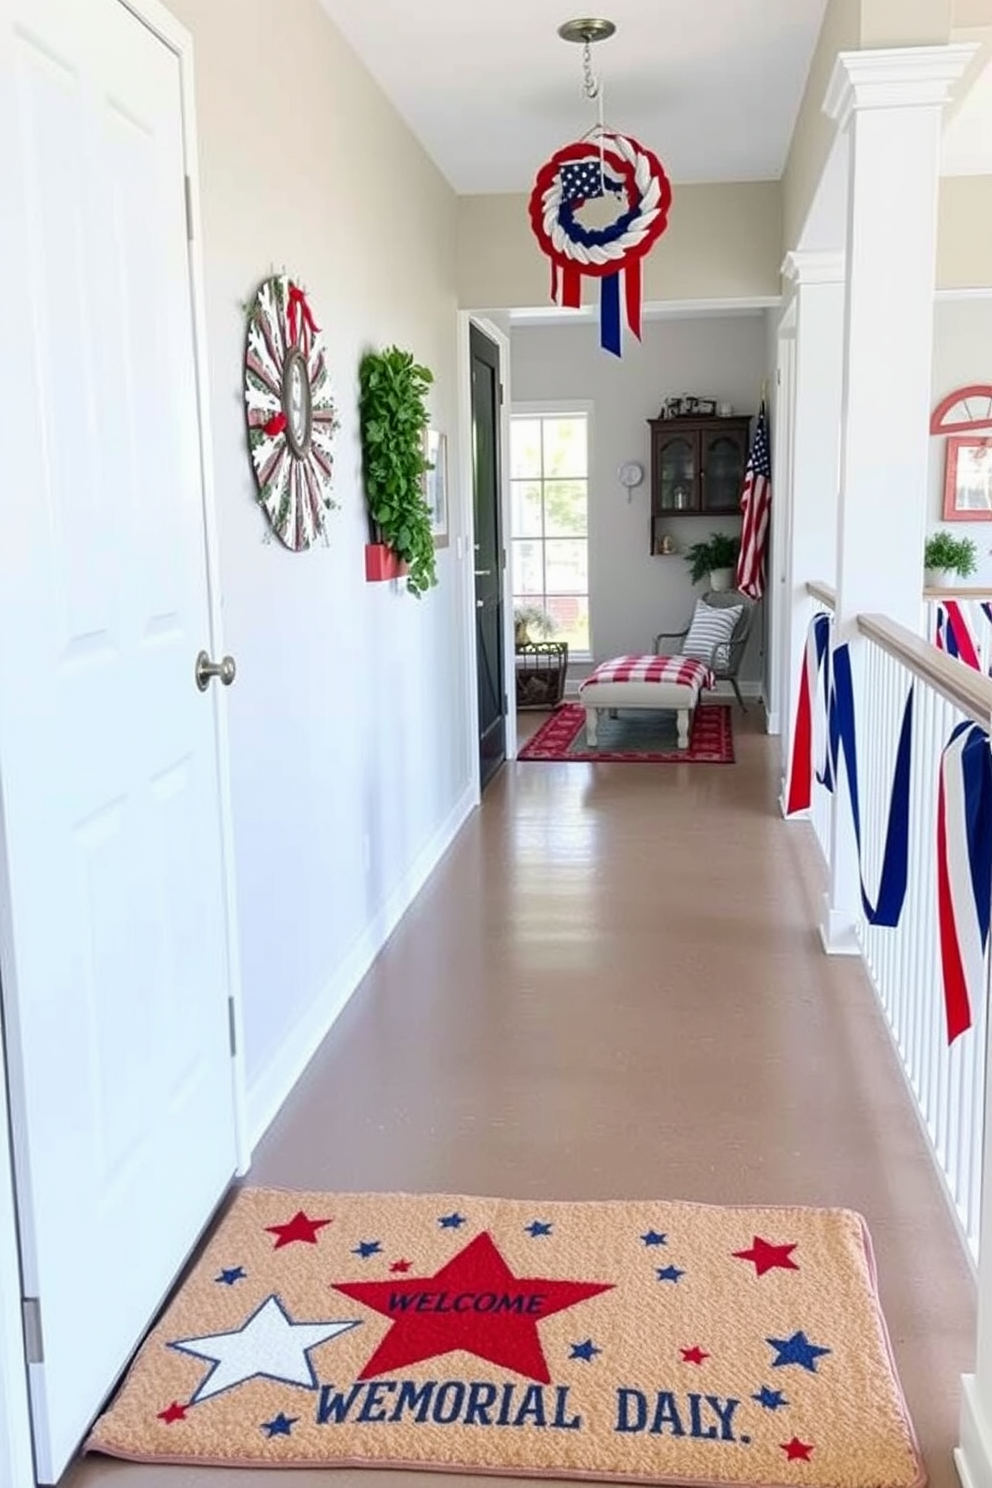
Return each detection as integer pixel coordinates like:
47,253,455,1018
87,1188,922,1487
519,702,734,763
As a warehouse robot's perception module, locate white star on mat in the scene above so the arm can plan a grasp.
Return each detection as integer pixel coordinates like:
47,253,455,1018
170,1294,359,1402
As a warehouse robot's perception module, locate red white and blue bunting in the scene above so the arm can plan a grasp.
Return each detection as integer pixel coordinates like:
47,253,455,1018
788,614,992,1041
785,622,913,928
528,133,672,358
785,613,833,815
933,600,992,674
937,722,992,1043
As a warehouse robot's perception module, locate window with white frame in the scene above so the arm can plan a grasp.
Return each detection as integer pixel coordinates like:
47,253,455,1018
510,410,590,654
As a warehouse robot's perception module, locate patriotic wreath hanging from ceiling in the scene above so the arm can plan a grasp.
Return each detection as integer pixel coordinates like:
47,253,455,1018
528,132,672,358
243,274,339,551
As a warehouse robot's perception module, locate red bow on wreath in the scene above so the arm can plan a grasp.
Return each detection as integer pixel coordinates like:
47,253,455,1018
287,282,319,352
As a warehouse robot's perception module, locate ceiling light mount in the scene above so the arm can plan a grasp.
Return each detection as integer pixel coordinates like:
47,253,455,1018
557,17,616,46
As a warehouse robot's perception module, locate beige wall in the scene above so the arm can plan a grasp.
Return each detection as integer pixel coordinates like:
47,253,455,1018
458,183,783,310
162,0,469,1125
782,0,861,254
783,0,954,252
938,176,992,284
861,0,951,45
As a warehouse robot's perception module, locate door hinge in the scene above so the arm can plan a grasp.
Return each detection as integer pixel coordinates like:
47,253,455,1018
503,692,509,714
184,175,194,241
499,382,504,406
227,996,238,1057
22,1297,43,1364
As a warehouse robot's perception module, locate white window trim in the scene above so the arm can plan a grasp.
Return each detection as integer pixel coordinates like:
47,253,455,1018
509,402,594,662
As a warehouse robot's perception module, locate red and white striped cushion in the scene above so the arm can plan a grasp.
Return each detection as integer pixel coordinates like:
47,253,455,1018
583,654,713,690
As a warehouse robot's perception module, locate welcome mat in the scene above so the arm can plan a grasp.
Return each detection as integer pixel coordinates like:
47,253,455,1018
518,703,733,763
86,1189,922,1487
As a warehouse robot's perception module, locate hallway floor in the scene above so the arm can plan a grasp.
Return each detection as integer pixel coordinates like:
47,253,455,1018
69,706,975,1488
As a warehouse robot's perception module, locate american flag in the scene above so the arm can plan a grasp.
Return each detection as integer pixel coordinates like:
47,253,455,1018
560,157,607,203
735,402,772,599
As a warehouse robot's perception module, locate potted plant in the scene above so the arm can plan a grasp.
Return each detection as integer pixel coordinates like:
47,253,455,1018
513,603,557,646
359,346,437,596
924,530,978,589
683,532,741,591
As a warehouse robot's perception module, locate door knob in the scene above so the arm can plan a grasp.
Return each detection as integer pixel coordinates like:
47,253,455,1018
195,650,237,692
476,599,485,609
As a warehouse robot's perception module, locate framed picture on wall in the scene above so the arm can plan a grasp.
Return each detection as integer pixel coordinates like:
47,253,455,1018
424,429,449,548
943,435,992,520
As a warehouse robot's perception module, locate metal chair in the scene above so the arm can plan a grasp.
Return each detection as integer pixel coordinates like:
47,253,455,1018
655,589,757,710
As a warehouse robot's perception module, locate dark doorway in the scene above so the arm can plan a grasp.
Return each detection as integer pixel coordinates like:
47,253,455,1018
470,323,506,789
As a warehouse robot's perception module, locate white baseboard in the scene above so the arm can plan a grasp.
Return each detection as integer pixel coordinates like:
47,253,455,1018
247,784,477,1149
780,791,809,820
819,893,860,956
957,1376,992,1488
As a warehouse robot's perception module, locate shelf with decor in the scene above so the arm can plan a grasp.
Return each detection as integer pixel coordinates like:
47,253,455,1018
648,414,750,555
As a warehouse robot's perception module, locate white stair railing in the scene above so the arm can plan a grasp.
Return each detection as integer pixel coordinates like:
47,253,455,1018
854,616,991,1258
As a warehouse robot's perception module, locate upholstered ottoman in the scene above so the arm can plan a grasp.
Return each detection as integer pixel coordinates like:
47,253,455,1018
577,655,713,750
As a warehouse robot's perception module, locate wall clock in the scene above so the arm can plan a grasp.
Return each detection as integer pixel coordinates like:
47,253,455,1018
244,274,339,550
618,461,644,489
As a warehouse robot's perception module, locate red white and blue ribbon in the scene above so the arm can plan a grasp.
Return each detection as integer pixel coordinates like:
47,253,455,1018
934,600,982,672
787,629,913,928
528,134,672,358
785,613,833,815
936,721,992,1042
828,644,914,927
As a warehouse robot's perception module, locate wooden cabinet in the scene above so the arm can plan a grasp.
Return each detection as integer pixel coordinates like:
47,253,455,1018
648,415,751,552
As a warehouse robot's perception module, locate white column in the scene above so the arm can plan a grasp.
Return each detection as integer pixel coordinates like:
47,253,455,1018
959,970,992,1487
820,45,974,954
779,253,845,816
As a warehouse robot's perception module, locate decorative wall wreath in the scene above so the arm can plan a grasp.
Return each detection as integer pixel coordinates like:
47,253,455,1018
528,132,672,357
244,275,339,551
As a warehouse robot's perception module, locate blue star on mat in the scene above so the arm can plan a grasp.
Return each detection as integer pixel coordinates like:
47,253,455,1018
352,1240,382,1259
641,1230,667,1247
438,1212,467,1229
767,1331,832,1373
526,1221,553,1237
753,1386,789,1410
215,1267,245,1286
570,1339,601,1362
261,1412,298,1438
656,1265,684,1283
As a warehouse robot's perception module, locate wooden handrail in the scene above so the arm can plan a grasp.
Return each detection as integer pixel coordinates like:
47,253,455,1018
806,580,836,610
858,613,992,727
924,586,992,599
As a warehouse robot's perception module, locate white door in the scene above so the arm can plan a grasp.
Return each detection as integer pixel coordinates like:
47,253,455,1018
0,0,240,1480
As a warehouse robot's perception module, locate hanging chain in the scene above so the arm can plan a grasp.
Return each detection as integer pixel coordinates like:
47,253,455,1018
581,40,600,100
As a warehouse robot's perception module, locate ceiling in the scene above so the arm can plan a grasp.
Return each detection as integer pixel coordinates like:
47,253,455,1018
317,0,831,194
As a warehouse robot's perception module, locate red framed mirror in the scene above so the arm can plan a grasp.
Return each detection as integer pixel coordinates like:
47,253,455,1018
943,434,992,521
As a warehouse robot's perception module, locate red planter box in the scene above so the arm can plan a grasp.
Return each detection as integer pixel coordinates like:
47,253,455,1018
364,544,408,582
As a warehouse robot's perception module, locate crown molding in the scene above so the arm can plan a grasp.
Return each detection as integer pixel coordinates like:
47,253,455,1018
782,250,846,286
824,44,977,129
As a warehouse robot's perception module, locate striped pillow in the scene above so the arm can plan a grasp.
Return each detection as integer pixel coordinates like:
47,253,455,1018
681,599,742,667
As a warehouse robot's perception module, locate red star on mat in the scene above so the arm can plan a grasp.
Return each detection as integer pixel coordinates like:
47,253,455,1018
334,1230,613,1383
680,1345,709,1365
732,1237,799,1277
389,1259,413,1273
264,1210,331,1249
157,1401,188,1425
781,1437,814,1462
